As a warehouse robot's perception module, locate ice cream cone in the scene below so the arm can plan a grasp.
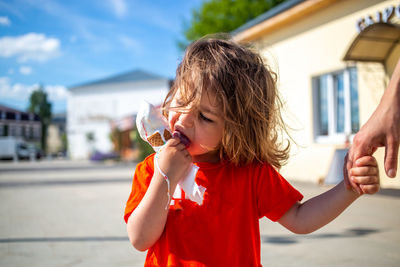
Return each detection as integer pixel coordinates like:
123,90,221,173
147,129,172,147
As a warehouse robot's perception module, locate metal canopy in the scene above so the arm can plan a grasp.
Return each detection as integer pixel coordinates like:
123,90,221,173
343,23,400,63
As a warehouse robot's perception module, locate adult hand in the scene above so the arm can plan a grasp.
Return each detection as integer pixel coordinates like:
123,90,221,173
345,59,400,193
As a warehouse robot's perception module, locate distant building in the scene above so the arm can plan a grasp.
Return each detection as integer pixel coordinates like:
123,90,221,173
0,104,41,142
46,113,66,155
232,0,400,188
67,69,171,159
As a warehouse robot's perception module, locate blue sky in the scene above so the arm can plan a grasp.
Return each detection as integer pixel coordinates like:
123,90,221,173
0,0,202,114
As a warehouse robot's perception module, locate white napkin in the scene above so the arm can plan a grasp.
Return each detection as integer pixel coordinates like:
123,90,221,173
136,101,206,205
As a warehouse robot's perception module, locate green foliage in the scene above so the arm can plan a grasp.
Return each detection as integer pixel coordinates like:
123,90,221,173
179,0,287,49
132,127,154,161
28,85,52,152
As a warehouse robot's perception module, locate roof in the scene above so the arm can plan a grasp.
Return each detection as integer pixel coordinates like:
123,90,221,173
232,0,339,43
69,69,169,89
0,104,28,114
232,0,305,35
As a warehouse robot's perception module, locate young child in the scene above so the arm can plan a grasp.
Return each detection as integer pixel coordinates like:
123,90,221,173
124,38,380,266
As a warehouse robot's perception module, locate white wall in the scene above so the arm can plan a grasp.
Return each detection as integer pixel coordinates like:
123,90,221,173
67,79,169,159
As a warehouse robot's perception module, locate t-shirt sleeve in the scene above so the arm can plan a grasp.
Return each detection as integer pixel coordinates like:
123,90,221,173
123,153,155,223
255,163,303,221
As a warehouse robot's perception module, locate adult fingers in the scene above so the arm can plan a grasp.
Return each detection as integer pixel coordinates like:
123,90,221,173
351,130,378,159
384,137,399,178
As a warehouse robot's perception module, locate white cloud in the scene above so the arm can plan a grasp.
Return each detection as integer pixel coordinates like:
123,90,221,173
0,77,68,105
0,77,37,100
0,16,11,26
0,33,61,62
45,85,69,102
110,0,128,18
19,66,32,75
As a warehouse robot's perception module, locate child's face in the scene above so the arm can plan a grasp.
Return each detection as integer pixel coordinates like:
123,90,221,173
168,89,224,163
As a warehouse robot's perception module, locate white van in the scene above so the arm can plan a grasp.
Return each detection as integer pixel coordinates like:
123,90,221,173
0,137,31,160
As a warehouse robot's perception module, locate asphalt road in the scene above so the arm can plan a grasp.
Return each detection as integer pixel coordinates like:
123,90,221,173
0,159,399,267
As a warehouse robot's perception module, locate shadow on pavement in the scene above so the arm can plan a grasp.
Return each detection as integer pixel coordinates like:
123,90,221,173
261,227,380,245
0,178,131,188
0,236,129,243
378,188,400,198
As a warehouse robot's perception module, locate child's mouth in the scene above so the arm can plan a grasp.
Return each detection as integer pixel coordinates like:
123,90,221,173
172,131,191,148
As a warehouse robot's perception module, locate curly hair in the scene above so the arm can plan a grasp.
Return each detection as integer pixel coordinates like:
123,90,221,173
163,37,290,169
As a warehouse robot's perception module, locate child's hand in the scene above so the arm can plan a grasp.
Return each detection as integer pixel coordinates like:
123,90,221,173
156,137,192,185
349,156,380,195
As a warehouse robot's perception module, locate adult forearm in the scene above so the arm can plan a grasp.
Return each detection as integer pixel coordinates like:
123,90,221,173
377,70,400,111
127,173,177,251
292,181,359,234
388,59,400,96
381,59,400,110
345,59,400,182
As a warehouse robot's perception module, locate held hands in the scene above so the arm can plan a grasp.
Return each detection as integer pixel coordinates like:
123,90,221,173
344,155,380,195
155,137,192,186
345,59,400,193
347,98,400,178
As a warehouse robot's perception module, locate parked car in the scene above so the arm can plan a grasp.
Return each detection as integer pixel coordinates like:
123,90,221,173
27,144,44,159
0,137,30,160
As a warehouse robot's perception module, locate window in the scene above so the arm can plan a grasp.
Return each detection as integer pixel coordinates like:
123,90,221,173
21,113,29,121
4,124,9,136
6,112,15,120
313,67,359,143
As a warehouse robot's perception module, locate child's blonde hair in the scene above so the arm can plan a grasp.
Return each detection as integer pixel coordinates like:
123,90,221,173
163,37,290,169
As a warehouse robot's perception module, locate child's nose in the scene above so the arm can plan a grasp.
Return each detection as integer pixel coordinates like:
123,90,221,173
177,111,194,128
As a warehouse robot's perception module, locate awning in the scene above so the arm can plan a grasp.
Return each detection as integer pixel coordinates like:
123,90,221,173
343,23,400,63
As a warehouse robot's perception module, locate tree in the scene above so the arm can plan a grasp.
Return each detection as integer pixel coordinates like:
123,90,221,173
28,85,52,152
179,0,287,48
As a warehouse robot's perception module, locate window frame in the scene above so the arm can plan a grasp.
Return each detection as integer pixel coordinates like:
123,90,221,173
312,67,359,144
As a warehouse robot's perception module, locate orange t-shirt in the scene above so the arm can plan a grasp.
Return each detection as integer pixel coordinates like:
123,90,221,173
124,154,303,267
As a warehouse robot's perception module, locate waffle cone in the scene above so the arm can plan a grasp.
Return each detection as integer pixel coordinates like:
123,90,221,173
163,129,172,141
147,129,172,147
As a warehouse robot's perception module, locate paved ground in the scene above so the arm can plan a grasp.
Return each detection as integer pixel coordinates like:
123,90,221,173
0,159,399,267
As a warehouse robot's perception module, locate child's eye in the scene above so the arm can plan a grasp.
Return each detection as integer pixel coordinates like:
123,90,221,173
199,112,213,123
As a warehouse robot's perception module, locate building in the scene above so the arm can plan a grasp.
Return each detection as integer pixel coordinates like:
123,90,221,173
46,113,66,156
67,69,171,159
0,104,41,142
232,0,400,188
